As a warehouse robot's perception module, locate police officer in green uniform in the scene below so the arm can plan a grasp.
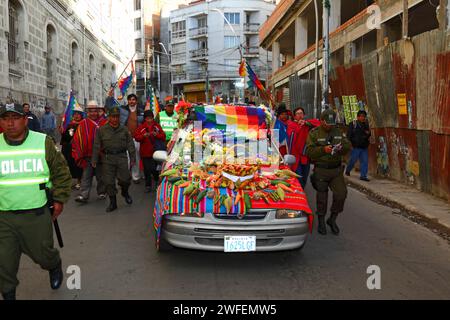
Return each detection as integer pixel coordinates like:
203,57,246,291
155,100,177,143
92,107,136,212
306,109,351,235
0,103,71,300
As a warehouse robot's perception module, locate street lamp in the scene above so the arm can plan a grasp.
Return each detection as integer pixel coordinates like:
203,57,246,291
159,42,173,97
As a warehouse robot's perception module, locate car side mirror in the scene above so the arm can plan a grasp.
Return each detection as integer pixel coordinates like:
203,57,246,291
283,154,296,165
153,151,168,162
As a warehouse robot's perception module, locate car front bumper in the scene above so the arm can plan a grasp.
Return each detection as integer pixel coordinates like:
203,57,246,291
161,210,309,252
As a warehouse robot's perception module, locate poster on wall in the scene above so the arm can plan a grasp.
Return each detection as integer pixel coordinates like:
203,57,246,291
349,95,359,120
397,93,407,115
342,95,352,125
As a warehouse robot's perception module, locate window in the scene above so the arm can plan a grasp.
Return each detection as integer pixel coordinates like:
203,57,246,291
135,39,142,53
134,17,141,31
224,36,240,49
224,13,240,25
46,24,57,82
89,54,95,100
224,59,240,74
172,20,186,39
134,0,141,11
8,1,19,63
198,17,207,28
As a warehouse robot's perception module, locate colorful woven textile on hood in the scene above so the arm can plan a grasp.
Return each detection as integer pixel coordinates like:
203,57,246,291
194,105,267,132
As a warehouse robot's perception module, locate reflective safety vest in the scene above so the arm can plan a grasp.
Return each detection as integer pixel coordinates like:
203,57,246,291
0,131,50,211
159,111,177,141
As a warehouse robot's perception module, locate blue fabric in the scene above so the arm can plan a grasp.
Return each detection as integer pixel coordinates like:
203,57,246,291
296,163,310,189
274,119,287,144
346,148,369,178
40,112,56,131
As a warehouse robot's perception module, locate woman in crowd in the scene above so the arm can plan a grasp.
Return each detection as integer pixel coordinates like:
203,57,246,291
287,107,320,189
60,109,84,190
134,110,166,193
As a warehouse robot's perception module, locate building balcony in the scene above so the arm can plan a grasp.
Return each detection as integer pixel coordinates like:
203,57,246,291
171,31,186,44
242,46,260,57
189,26,208,39
243,23,260,34
172,72,187,82
171,54,186,65
190,48,208,61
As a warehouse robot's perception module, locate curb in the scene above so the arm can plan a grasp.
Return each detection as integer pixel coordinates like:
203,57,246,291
345,177,450,234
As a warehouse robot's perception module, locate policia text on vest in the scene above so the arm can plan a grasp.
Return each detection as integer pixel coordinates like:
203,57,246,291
158,111,177,142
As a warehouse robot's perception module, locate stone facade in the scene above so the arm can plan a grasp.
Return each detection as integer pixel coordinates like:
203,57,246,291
0,0,134,118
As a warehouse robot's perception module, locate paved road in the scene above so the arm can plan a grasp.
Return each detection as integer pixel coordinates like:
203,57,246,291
15,181,450,300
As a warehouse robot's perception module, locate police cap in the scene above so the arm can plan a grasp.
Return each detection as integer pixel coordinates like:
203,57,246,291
0,103,25,117
320,108,337,125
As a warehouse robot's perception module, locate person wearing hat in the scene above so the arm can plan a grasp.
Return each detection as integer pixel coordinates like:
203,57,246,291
72,100,108,203
92,107,136,212
274,103,290,157
40,105,57,141
0,103,72,300
305,108,351,236
155,99,177,143
60,104,84,190
134,110,166,193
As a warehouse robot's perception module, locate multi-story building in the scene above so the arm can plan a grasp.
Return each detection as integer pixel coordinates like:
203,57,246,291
132,0,163,103
260,0,450,200
0,0,134,115
168,0,276,103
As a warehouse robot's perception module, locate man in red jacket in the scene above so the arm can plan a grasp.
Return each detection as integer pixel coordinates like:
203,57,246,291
134,110,166,192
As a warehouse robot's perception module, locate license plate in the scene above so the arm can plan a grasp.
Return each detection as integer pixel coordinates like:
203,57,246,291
224,236,256,252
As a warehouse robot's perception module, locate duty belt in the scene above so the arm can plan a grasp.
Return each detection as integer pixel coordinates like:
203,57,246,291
314,162,342,169
104,149,127,155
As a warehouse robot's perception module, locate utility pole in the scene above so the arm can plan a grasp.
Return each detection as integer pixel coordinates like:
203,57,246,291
157,54,161,94
313,0,319,118
402,0,409,38
322,0,330,111
205,64,209,104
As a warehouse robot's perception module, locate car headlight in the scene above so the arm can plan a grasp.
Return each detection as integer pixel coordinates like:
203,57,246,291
276,210,304,219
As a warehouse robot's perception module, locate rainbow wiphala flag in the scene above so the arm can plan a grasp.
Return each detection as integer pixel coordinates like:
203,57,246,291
194,105,266,132
62,91,81,130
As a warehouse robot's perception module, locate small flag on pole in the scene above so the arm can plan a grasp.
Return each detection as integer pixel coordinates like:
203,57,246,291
62,91,81,131
118,74,133,99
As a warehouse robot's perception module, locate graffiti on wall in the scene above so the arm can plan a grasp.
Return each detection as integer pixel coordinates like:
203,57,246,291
376,136,389,176
390,132,418,185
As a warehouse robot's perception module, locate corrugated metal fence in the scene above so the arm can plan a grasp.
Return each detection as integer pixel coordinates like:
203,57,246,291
329,29,450,201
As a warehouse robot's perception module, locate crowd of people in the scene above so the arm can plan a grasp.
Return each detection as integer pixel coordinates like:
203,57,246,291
0,96,372,300
59,94,176,212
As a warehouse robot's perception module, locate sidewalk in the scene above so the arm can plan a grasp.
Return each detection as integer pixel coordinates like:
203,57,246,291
345,173,450,231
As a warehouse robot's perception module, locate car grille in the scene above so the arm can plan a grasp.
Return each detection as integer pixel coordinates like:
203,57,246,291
193,228,285,235
213,212,267,221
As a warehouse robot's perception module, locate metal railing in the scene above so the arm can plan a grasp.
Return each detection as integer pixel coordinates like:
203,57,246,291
172,30,186,41
243,46,260,55
190,48,208,59
244,23,260,33
189,26,208,38
172,73,187,81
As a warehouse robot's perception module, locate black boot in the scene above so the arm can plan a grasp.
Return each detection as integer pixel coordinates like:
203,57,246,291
2,289,16,300
106,195,118,212
326,212,340,235
49,261,63,290
317,215,327,235
121,188,133,204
